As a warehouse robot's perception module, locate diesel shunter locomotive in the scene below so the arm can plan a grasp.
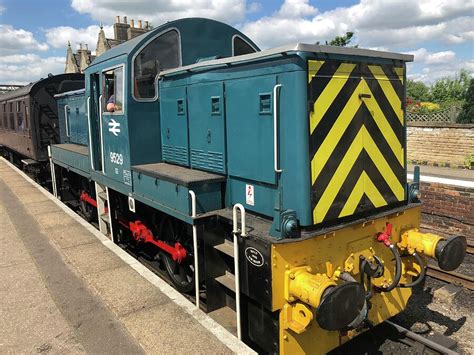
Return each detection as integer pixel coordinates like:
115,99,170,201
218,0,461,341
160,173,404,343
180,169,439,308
7,18,466,354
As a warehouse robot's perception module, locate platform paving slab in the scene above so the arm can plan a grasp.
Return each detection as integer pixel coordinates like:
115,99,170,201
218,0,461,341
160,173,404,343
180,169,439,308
0,158,252,354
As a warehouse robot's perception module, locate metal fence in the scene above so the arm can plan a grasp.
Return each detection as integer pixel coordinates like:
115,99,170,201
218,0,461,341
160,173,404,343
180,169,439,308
406,104,462,123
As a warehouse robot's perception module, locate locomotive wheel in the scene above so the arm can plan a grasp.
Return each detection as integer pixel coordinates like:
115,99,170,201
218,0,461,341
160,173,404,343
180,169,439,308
160,218,195,293
79,199,96,222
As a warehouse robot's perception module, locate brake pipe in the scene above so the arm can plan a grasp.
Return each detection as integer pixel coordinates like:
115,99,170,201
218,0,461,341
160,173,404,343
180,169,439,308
399,252,426,288
375,223,402,292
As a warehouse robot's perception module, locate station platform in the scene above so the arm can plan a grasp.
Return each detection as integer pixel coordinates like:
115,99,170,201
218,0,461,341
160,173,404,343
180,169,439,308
0,158,254,354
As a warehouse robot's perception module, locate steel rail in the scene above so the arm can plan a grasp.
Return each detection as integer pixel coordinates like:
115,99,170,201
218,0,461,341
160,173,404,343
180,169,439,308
385,320,458,355
427,264,474,291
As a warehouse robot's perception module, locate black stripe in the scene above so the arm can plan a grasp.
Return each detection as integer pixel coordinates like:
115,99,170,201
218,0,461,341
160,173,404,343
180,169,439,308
354,194,376,215
309,76,360,158
361,105,404,184
308,61,340,103
363,70,404,136
381,64,404,102
311,104,365,205
323,150,399,222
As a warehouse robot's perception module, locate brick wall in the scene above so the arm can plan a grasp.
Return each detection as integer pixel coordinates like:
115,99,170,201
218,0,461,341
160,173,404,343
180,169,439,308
418,181,473,246
407,123,474,169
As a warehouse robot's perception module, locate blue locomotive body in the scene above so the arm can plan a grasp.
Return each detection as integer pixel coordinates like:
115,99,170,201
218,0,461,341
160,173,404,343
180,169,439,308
49,18,467,355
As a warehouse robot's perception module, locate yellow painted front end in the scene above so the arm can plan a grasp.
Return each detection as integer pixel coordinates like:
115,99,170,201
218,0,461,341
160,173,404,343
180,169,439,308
272,206,422,354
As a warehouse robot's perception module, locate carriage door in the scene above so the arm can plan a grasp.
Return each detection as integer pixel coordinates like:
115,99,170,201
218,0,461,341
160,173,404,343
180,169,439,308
88,73,103,171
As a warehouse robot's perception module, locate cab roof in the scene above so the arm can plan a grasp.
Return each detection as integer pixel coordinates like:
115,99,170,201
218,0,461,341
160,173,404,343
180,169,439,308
87,18,259,70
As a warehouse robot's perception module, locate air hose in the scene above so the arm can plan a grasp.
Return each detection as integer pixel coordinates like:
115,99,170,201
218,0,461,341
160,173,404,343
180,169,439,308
399,252,426,288
375,244,402,292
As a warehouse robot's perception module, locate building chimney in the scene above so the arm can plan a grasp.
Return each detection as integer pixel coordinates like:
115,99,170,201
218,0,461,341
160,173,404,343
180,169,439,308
79,43,83,50
116,15,120,23
130,19,134,28
145,21,149,29
138,20,142,29
114,15,130,41
85,43,88,51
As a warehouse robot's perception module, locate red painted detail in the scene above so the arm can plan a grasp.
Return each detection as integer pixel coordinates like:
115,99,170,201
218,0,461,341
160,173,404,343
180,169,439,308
117,217,187,263
80,191,97,208
377,222,393,247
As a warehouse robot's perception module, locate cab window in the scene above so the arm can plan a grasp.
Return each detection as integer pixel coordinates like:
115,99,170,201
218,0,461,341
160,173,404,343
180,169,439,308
103,67,124,113
233,36,256,56
133,29,180,100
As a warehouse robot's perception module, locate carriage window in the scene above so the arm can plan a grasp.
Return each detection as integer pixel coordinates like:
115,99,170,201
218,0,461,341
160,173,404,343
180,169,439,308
233,36,256,56
17,112,24,131
133,29,180,100
9,113,15,130
25,106,29,129
103,67,124,113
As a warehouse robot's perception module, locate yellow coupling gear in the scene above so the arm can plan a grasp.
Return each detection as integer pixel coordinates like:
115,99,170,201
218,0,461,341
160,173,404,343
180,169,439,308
399,229,467,271
398,229,443,258
284,266,337,308
281,302,314,334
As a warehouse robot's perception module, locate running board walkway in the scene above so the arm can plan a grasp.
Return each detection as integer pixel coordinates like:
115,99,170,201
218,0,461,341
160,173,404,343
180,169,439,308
0,157,255,354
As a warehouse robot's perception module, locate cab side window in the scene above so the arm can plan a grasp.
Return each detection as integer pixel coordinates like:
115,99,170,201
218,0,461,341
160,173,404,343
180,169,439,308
133,29,180,100
103,67,124,113
233,36,256,56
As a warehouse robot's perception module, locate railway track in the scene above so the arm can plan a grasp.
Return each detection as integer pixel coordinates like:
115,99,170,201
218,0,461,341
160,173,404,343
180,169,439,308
427,264,474,291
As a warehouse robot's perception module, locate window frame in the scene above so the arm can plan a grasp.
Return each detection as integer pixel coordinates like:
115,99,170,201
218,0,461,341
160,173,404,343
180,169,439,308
101,63,126,115
131,28,182,103
232,34,258,56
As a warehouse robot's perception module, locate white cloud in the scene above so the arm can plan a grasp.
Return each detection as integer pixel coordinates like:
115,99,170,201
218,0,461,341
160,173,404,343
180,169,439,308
408,59,474,83
71,0,249,25
44,25,114,51
0,5,5,14
277,0,317,19
406,48,456,65
0,25,49,54
240,0,474,49
0,54,65,85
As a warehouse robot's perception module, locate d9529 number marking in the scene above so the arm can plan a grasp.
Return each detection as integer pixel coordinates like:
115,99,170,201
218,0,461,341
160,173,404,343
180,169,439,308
110,152,123,165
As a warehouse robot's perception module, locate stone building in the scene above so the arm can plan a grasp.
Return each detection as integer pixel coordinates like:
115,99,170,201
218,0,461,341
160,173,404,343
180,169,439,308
65,16,150,73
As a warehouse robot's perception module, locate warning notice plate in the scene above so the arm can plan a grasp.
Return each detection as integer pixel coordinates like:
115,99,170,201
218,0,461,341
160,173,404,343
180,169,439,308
246,184,254,206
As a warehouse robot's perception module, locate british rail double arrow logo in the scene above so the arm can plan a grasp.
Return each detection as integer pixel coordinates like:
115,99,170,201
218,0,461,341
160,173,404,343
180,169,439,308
308,60,405,224
108,119,121,136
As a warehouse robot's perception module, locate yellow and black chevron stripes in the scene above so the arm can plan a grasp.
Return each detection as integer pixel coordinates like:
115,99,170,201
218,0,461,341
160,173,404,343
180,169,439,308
308,59,406,224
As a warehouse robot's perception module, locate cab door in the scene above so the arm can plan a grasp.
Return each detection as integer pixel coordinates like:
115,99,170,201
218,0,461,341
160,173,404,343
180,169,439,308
87,72,102,172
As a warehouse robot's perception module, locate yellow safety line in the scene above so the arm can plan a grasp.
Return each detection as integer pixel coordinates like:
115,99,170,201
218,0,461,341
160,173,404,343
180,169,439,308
313,128,364,223
308,60,325,83
311,80,364,184
339,172,387,218
394,67,404,83
364,82,404,166
310,63,357,134
363,129,405,200
368,65,403,124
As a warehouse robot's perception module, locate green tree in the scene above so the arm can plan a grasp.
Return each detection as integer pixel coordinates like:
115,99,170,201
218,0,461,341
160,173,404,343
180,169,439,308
316,32,358,47
429,69,471,103
406,80,430,101
457,78,474,123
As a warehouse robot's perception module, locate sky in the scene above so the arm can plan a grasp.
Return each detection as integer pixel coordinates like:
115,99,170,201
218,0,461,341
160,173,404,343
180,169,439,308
0,0,472,85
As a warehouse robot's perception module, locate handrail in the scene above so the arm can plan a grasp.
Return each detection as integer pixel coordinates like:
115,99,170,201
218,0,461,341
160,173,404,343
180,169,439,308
47,145,57,198
98,95,104,174
86,97,95,170
273,84,283,173
189,190,199,309
232,203,246,340
64,105,70,137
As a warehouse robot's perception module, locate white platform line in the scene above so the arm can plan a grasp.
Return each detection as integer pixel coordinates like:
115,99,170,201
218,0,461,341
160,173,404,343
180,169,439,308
0,157,256,355
407,173,474,188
